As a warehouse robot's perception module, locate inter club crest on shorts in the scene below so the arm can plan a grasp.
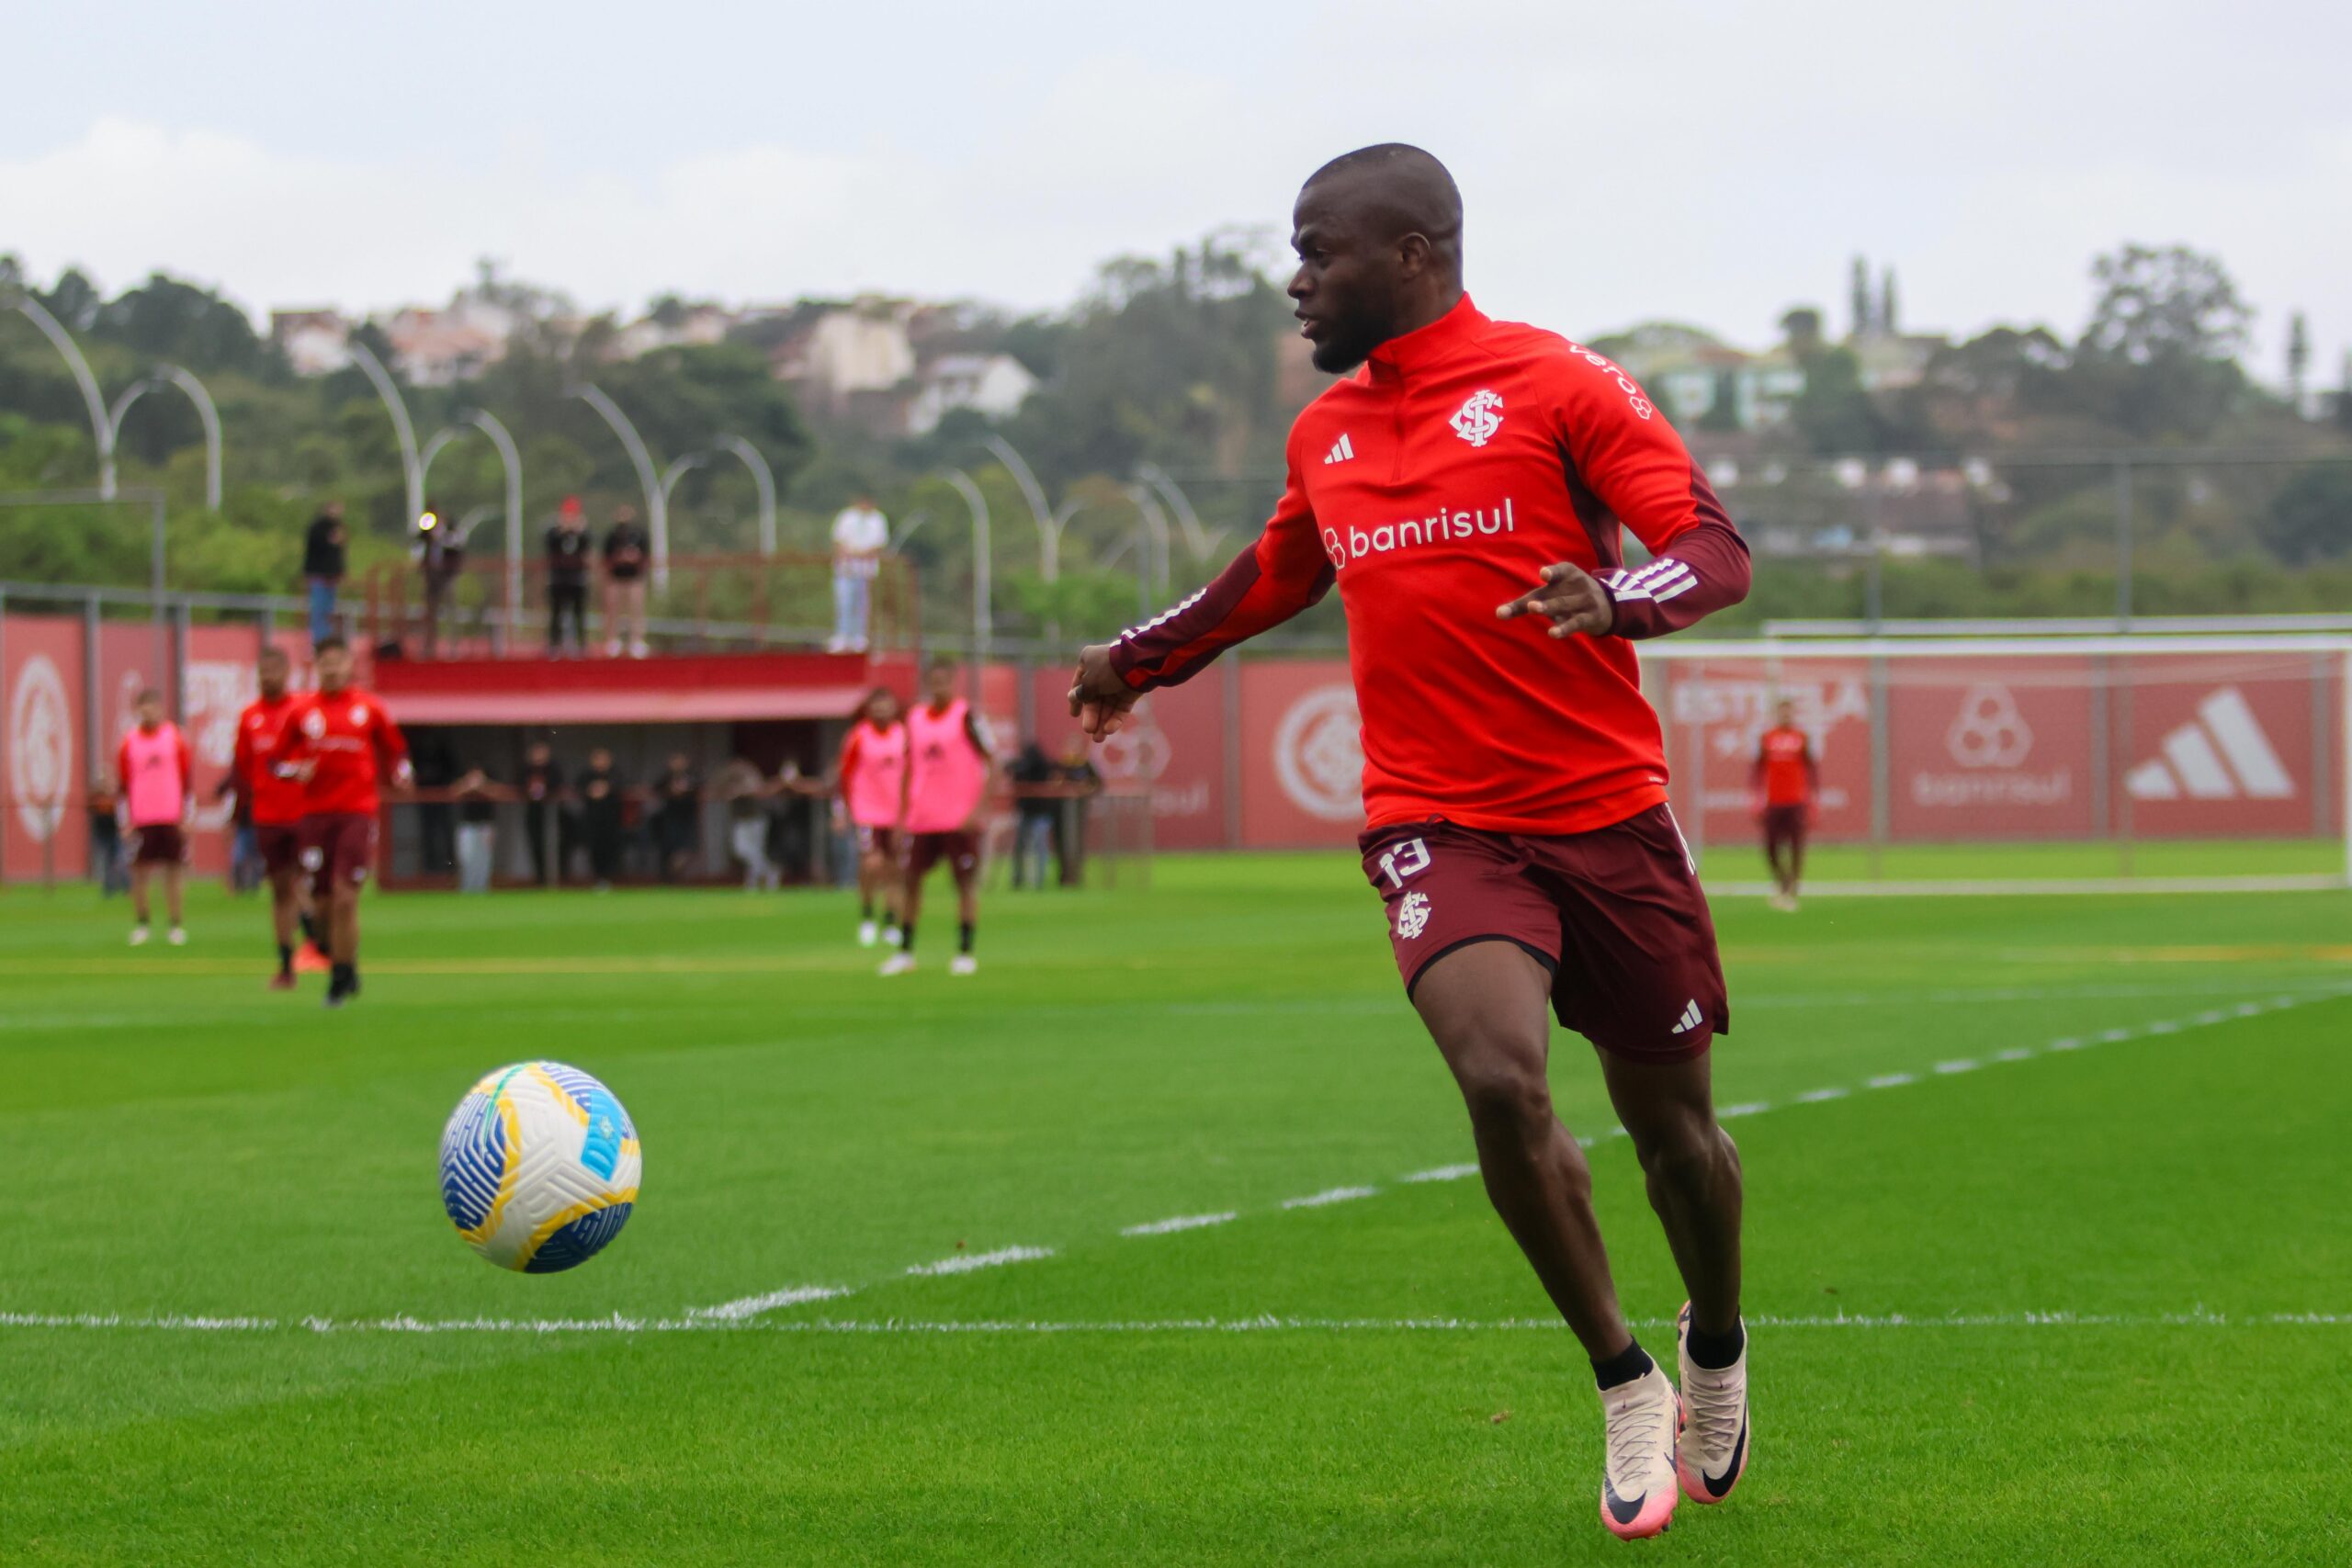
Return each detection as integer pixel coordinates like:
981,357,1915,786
1396,890,1432,940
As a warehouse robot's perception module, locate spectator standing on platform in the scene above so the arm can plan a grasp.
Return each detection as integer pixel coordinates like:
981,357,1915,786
520,741,565,886
303,501,346,648
829,494,888,653
453,768,504,894
652,752,702,881
1008,739,1057,890
87,773,125,895
1054,739,1102,886
604,506,650,658
118,688,193,947
546,497,593,655
413,500,464,657
580,747,625,890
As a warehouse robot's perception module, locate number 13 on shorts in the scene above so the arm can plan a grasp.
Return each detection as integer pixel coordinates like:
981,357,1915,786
1377,837,1430,887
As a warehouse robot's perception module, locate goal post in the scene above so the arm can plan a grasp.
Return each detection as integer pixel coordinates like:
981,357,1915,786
1640,633,2352,895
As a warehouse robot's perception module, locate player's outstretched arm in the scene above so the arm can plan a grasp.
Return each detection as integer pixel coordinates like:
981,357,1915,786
1070,448,1330,742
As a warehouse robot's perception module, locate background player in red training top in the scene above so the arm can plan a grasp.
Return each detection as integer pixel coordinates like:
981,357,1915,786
277,636,411,1009
1069,145,1753,1541
1750,698,1819,911
232,645,321,987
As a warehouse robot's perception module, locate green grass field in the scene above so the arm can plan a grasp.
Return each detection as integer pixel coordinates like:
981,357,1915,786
3,860,2348,1564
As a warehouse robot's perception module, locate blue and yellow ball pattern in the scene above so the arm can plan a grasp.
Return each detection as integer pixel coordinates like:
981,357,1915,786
438,1061,641,1273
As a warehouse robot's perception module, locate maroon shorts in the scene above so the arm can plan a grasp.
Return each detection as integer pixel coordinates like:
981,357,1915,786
1359,806,1729,1061
254,822,303,877
907,829,981,883
855,824,901,860
130,824,187,866
300,813,378,895
1762,804,1807,855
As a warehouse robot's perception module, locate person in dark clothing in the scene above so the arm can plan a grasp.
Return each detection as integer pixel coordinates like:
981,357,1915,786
413,499,465,657
87,773,126,895
546,496,593,655
412,739,458,874
519,741,567,886
303,502,347,648
1008,740,1058,889
1054,740,1102,887
604,507,651,657
453,767,508,893
651,752,702,880
580,747,626,890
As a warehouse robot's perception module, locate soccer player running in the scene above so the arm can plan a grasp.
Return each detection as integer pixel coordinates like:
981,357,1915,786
1069,145,1753,1541
880,660,994,977
117,688,193,948
232,646,327,987
278,637,413,1009
1751,699,1818,911
836,685,910,949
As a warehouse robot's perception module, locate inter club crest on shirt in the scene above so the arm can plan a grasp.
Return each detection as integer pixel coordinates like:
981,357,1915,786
1450,389,1503,447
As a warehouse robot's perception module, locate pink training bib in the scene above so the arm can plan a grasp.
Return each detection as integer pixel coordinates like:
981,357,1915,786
121,722,187,828
844,719,908,829
904,698,988,834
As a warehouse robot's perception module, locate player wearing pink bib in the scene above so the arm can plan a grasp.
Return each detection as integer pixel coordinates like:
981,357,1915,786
880,659,996,976
116,688,193,947
836,686,910,949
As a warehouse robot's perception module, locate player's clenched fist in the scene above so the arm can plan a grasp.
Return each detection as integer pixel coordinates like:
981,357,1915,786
1069,644,1140,739
1497,561,1616,638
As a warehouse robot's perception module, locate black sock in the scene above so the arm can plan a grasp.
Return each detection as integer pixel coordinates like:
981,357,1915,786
277,942,293,976
1686,1319,1746,1371
1591,1338,1654,1391
860,900,873,921
958,921,974,955
300,911,319,945
331,961,354,992
899,922,915,953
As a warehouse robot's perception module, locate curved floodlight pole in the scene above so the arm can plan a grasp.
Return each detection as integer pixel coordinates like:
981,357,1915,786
982,434,1059,581
461,409,525,630
7,292,115,497
345,339,423,524
1125,482,1172,598
153,365,222,510
570,383,668,589
711,435,777,556
942,468,991,681
1135,461,1208,558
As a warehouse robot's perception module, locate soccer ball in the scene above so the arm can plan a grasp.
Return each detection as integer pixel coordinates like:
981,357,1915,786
438,1061,641,1273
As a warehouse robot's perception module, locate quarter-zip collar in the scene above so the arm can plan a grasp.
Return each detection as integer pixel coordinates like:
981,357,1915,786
1364,294,1487,382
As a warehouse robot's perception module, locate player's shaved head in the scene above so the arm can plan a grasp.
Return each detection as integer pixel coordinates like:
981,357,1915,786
1289,144,1467,373
1301,143,1464,278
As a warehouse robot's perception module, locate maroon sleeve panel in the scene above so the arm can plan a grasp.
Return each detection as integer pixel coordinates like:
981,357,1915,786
1600,518,1751,640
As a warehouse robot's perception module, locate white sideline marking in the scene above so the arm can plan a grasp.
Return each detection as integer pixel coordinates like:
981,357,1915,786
1934,1059,1979,1076
906,1246,1054,1277
1121,1212,1235,1237
2100,1027,2134,1043
1714,874,2343,897
1282,1186,1377,1210
690,1284,853,1322
1717,1101,1771,1119
21,987,2339,1342
6,1309,2346,1337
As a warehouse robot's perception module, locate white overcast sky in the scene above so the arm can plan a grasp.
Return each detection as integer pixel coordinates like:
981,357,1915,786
5,0,2346,381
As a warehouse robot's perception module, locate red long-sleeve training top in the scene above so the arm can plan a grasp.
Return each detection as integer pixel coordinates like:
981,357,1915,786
278,687,410,818
1109,295,1750,836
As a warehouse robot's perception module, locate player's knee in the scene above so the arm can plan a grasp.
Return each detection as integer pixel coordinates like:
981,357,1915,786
1449,1041,1552,1143
1635,1118,1730,1198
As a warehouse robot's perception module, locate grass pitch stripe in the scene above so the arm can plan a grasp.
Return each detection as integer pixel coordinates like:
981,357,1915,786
5,1309,2346,1336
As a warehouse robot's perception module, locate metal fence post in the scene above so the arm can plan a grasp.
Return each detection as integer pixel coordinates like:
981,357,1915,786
2114,461,2134,626
1868,649,1890,879
1223,657,1244,851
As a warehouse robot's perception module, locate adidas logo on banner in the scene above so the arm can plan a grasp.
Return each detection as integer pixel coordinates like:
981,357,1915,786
1323,434,1356,465
2124,687,2293,802
1670,998,1703,1035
